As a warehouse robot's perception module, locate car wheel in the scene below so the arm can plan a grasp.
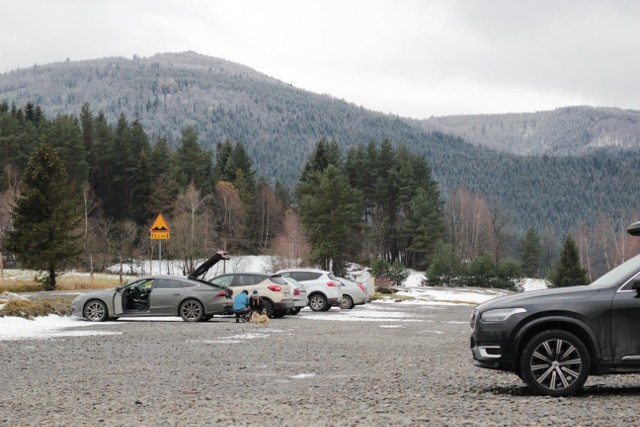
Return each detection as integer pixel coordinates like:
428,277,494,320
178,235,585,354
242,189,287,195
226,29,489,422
308,294,327,312
84,300,108,322
339,295,354,309
520,329,590,397
263,300,274,318
179,299,204,322
289,307,302,315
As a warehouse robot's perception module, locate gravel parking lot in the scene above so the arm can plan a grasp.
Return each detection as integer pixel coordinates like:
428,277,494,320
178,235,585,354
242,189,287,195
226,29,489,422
2,302,640,426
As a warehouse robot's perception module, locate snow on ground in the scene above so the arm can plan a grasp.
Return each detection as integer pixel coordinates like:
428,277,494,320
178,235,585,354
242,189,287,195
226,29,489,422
0,261,549,341
0,315,123,341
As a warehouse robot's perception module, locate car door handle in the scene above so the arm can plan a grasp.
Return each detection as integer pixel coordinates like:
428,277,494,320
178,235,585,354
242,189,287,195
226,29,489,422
173,293,181,296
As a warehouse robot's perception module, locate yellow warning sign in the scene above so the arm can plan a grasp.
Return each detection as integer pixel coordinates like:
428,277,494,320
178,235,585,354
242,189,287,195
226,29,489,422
149,213,170,240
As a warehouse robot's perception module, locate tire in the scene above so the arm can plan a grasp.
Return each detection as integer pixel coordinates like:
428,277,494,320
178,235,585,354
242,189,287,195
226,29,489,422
339,295,354,310
289,307,302,315
84,300,108,322
519,329,590,397
308,294,328,312
263,300,275,318
179,299,204,322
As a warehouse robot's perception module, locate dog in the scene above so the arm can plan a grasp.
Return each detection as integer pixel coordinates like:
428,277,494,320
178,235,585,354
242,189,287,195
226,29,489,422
249,311,270,325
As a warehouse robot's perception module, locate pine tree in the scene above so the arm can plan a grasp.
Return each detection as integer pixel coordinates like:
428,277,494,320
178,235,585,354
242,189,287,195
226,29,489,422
548,235,588,287
173,126,212,191
518,227,542,277
4,143,83,290
297,165,363,274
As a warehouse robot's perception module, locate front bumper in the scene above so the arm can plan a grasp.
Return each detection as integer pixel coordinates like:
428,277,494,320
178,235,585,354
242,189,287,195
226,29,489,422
469,310,519,371
71,297,84,318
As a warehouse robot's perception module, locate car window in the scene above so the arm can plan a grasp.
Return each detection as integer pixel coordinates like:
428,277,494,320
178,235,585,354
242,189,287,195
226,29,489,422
308,272,322,280
135,278,155,293
600,253,640,290
290,272,306,281
210,275,234,287
269,274,287,285
181,281,197,288
232,274,259,286
592,253,640,290
251,274,269,285
155,279,184,289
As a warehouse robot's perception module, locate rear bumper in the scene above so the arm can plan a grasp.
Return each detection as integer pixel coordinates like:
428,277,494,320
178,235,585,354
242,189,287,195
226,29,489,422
274,299,294,312
293,297,307,309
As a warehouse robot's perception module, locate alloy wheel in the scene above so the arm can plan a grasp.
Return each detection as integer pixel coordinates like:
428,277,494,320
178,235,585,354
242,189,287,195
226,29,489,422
180,300,203,321
521,329,589,397
85,300,107,322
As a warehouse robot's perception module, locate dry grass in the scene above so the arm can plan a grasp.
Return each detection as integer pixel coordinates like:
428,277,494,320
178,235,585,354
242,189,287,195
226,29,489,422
0,298,73,319
0,275,123,293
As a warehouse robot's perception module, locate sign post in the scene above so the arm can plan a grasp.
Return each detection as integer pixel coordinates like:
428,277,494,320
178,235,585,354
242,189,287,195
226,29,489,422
149,213,170,274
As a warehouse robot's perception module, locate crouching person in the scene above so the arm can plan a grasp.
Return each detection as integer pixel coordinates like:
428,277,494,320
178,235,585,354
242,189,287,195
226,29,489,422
250,290,266,316
232,289,251,323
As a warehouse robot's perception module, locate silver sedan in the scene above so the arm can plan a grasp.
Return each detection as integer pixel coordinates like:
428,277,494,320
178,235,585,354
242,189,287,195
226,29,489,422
71,251,232,322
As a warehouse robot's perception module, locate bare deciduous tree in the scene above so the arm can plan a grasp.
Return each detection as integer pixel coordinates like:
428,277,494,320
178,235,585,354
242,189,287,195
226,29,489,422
272,208,310,268
444,186,493,260
213,181,246,251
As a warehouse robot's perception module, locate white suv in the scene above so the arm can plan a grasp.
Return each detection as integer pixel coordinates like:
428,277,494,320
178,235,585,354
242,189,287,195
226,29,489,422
276,268,343,312
208,272,293,318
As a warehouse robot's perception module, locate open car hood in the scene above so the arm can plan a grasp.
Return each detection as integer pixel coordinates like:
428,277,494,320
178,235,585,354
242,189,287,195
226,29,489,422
187,250,230,280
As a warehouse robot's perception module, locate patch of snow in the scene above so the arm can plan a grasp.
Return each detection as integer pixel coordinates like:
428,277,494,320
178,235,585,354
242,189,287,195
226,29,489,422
290,373,317,379
0,315,121,341
518,278,549,292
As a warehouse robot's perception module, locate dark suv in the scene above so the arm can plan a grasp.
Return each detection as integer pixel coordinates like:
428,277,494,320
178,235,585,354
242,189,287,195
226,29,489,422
470,221,640,397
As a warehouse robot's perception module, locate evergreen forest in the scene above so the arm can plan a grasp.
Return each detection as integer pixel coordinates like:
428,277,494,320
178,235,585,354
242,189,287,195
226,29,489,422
2,52,640,286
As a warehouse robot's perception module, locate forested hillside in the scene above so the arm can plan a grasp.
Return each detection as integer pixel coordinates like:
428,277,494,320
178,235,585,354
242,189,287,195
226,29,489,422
418,106,640,155
2,51,640,238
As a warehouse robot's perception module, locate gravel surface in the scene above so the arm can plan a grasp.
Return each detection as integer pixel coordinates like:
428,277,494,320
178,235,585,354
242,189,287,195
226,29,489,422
2,302,640,426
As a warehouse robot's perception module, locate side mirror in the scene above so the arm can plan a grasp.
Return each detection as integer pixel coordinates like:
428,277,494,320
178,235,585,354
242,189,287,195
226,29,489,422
116,286,122,293
632,278,640,298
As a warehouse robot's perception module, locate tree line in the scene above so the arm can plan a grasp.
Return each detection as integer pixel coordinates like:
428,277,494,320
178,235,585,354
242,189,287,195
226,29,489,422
2,101,639,290
0,102,447,287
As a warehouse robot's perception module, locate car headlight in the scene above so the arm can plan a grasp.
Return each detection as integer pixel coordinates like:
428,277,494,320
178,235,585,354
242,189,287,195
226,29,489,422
480,308,527,322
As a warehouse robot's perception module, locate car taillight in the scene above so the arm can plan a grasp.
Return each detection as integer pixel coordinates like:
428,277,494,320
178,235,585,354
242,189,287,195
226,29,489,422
293,288,300,296
327,281,338,287
215,291,227,297
357,283,366,293
268,285,282,292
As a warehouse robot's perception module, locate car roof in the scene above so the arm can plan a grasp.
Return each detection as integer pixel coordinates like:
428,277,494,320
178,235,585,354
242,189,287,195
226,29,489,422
278,268,329,274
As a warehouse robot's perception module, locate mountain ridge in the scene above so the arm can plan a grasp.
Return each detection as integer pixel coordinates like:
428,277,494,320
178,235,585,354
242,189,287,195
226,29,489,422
2,51,640,236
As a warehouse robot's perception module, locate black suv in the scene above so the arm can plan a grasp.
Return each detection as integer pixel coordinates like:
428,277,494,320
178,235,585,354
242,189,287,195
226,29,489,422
470,221,640,397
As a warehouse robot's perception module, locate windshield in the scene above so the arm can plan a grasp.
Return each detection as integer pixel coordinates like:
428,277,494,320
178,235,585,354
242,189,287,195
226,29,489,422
590,253,640,289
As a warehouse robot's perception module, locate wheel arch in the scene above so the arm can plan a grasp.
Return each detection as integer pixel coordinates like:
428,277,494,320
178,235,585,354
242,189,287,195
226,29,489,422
307,291,327,299
514,317,600,375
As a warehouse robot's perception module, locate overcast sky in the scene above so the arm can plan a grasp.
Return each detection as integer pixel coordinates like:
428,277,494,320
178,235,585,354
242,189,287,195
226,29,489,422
2,0,639,118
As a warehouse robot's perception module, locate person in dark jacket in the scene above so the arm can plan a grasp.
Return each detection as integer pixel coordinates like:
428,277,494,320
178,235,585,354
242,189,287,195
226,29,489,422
249,289,266,315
